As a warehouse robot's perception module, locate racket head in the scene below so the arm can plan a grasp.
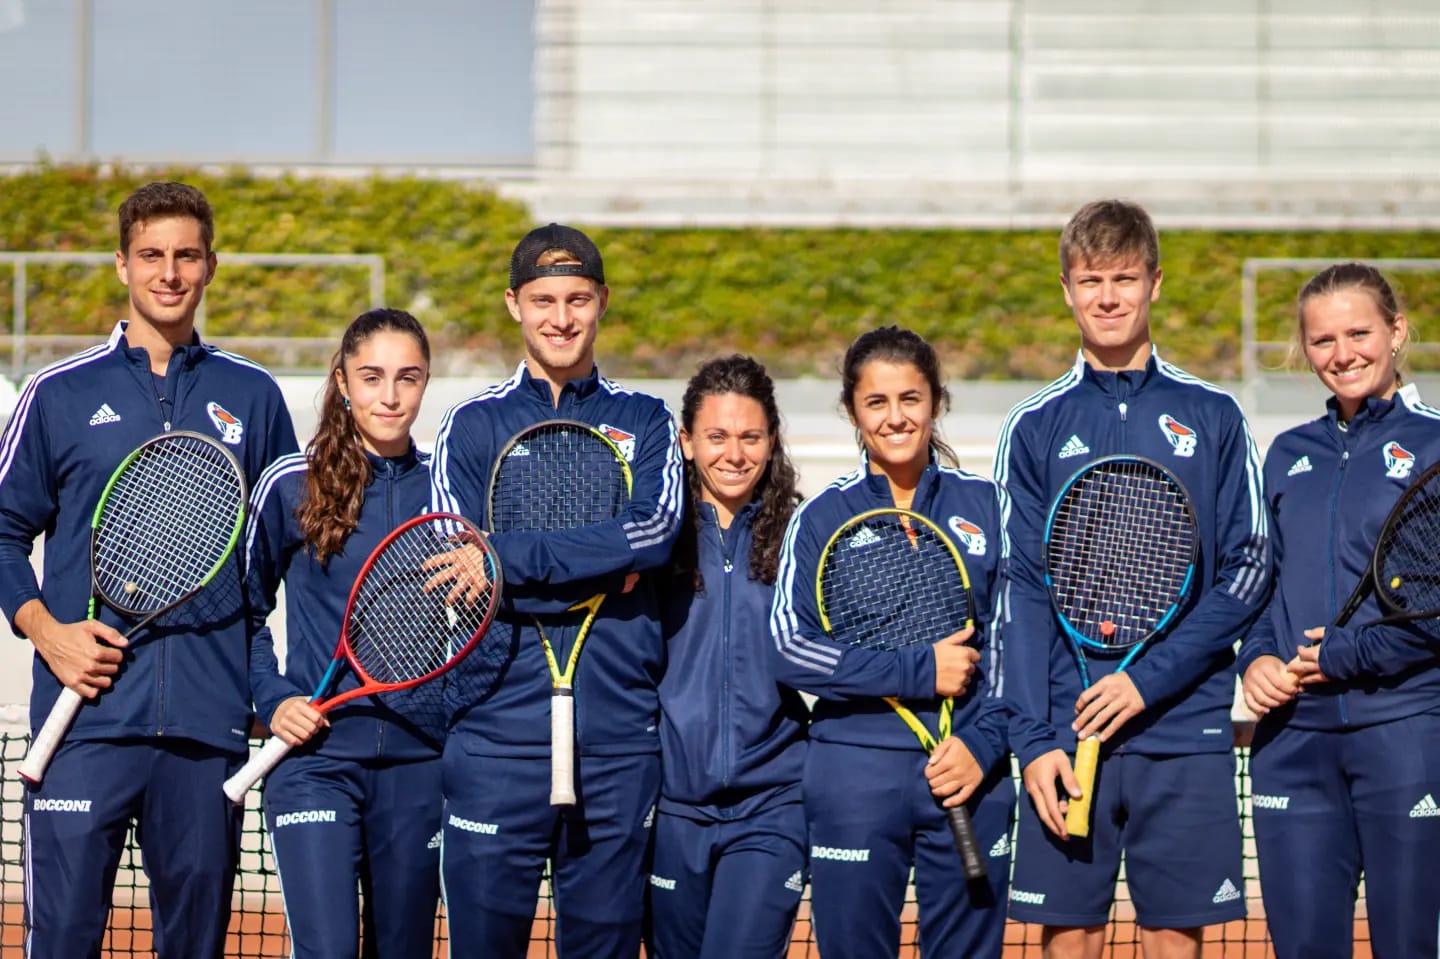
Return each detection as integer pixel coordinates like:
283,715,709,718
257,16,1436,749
816,508,974,651
1044,455,1199,653
1371,461,1440,622
338,512,502,692
90,431,247,617
485,419,633,534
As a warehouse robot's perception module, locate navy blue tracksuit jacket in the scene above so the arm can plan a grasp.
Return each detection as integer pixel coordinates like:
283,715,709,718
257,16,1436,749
0,321,296,959
994,351,1272,766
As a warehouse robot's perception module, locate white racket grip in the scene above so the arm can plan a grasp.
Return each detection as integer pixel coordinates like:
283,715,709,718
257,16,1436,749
18,688,84,784
550,686,576,806
222,735,294,804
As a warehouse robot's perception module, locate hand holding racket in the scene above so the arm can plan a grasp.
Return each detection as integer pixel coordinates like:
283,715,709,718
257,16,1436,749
222,513,501,803
1044,455,1198,838
19,431,248,784
486,420,633,807
1288,460,1440,685
817,508,989,881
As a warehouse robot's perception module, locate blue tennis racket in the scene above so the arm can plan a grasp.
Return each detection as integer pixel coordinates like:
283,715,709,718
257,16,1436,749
1044,455,1198,838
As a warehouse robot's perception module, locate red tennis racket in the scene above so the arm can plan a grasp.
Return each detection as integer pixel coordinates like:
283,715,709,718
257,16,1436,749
223,512,502,802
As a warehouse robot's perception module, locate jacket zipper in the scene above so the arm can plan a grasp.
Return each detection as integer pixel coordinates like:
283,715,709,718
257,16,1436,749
376,462,397,759
719,520,735,789
1330,431,1351,728
154,358,177,732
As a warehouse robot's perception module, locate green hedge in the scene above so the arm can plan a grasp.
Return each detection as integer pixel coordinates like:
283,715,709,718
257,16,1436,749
2,165,1438,380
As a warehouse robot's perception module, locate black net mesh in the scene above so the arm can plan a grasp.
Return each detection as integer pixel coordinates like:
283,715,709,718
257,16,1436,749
820,511,972,652
1046,458,1197,650
0,731,1342,957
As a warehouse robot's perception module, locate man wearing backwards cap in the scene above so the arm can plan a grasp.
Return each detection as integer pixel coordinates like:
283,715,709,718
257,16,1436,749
430,224,684,957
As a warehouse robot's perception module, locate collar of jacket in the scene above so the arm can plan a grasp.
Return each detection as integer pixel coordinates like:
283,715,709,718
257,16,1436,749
112,320,208,371
364,442,424,478
1078,350,1161,396
856,449,942,511
517,360,603,403
697,497,759,530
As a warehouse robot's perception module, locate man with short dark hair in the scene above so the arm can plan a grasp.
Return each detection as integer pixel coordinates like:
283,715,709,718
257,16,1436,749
0,181,297,958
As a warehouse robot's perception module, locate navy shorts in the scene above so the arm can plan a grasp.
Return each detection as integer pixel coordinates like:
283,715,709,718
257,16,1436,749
1009,750,1246,929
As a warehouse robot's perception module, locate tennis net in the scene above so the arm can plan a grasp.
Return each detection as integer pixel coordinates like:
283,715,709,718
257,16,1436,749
0,731,1362,957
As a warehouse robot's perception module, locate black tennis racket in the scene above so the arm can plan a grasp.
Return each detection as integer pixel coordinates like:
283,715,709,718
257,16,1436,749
486,419,633,807
1044,455,1198,838
1332,460,1440,629
223,513,502,802
816,508,987,881
20,431,248,784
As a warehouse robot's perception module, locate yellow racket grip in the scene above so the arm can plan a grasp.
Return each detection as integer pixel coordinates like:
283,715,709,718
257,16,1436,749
1065,735,1101,839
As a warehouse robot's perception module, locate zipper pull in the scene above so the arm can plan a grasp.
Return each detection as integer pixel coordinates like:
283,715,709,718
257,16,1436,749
1119,402,1128,422
723,558,733,574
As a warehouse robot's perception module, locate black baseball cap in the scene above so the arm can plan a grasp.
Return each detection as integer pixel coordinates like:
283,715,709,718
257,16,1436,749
508,223,605,290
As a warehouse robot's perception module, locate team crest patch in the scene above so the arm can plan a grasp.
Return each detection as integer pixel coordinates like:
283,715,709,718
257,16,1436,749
1158,414,1197,457
598,424,636,461
948,516,987,556
1383,440,1416,479
207,402,244,445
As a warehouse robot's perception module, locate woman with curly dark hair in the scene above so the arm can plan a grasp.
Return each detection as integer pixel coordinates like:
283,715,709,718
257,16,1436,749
646,355,809,959
245,308,442,958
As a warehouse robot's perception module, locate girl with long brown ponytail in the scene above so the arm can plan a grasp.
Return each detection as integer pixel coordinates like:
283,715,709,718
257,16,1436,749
244,309,442,958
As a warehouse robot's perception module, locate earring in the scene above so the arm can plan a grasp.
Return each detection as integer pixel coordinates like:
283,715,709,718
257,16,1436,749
1393,347,1400,357
343,396,351,409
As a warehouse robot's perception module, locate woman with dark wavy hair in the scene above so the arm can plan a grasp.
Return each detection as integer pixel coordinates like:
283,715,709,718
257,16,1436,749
646,354,809,959
245,309,443,958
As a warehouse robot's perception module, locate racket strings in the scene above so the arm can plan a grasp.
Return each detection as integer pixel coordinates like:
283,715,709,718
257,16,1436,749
820,515,971,652
1376,477,1440,616
347,519,497,685
488,424,629,533
93,436,244,613
1048,462,1196,649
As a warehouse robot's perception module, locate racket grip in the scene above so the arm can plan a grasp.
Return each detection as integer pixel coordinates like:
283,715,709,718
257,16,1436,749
1065,735,1101,839
18,688,84,784
550,686,576,806
222,735,294,804
944,803,988,881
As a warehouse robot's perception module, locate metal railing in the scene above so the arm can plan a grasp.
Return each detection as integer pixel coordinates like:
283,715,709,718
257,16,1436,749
0,252,385,380
1239,256,1440,411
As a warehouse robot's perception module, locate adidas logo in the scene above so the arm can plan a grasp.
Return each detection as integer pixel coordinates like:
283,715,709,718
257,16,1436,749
847,526,881,549
1410,793,1440,819
427,831,442,850
1058,435,1090,459
1287,456,1312,477
508,443,530,457
1212,878,1241,904
784,870,804,892
989,834,1011,858
88,403,121,426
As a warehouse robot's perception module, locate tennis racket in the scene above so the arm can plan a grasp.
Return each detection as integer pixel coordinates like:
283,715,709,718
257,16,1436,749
1044,455,1198,838
486,419,633,807
222,512,501,802
19,431,248,784
816,508,988,881
1332,460,1440,629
